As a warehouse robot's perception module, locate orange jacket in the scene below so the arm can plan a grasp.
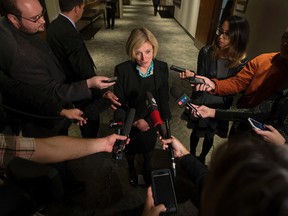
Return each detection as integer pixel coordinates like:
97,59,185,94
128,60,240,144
212,52,288,108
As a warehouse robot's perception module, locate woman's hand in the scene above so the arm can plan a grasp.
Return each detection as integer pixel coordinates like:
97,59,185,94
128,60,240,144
179,69,195,79
253,125,286,145
194,75,215,92
190,104,216,118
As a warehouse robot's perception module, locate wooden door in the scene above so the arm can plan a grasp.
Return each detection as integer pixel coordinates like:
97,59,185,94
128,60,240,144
194,0,223,49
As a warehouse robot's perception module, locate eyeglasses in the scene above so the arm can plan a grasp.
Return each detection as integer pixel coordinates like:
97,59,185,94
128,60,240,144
216,28,230,39
12,9,46,23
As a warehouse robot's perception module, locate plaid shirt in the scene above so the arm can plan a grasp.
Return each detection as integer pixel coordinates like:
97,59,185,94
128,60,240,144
0,134,35,170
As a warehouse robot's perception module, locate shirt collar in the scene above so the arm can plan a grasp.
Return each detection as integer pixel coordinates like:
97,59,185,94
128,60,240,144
60,13,77,29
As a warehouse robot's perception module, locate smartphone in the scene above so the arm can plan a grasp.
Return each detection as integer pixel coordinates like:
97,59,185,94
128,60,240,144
102,76,117,83
170,65,195,74
188,77,205,85
248,118,267,130
170,65,186,73
151,169,177,214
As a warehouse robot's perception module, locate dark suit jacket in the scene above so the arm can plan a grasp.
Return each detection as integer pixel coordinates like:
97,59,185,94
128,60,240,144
0,18,92,137
46,15,107,119
46,15,96,82
114,59,171,125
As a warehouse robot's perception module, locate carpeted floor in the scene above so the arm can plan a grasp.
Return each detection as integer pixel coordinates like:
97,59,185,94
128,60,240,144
43,1,227,215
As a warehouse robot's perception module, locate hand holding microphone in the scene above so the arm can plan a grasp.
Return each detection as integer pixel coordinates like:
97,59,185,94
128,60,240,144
170,86,202,118
112,108,136,160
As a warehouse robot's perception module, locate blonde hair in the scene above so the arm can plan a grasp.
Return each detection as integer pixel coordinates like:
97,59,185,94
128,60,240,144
126,27,159,60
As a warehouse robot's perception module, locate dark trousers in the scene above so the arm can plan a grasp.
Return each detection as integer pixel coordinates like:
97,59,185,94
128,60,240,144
106,8,116,28
153,4,159,15
190,129,214,163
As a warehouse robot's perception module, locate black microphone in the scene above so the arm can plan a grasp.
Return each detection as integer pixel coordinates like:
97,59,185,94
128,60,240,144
112,108,136,160
146,91,176,178
170,86,202,118
110,108,126,133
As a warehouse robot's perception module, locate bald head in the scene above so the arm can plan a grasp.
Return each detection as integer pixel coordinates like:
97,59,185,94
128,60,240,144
4,0,46,34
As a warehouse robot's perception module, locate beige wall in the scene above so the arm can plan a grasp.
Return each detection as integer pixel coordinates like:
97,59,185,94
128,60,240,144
236,0,288,59
173,0,200,39
45,0,60,22
173,0,288,59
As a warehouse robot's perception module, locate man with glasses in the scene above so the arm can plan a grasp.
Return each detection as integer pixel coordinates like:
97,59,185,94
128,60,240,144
0,0,116,137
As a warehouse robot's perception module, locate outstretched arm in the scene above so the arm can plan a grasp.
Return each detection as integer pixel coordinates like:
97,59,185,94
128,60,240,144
31,134,127,164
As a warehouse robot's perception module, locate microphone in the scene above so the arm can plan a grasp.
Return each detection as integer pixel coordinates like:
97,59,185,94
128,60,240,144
110,108,126,132
170,86,202,118
146,91,176,178
146,91,165,134
112,108,136,160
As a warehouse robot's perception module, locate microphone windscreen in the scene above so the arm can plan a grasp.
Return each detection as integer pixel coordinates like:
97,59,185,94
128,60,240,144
123,108,136,135
114,108,126,122
170,86,184,100
150,110,163,127
146,91,158,112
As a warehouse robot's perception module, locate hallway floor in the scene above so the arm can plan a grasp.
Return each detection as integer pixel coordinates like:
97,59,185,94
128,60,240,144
43,1,227,215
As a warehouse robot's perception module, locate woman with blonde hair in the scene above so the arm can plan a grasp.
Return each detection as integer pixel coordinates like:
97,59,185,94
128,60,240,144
114,27,171,186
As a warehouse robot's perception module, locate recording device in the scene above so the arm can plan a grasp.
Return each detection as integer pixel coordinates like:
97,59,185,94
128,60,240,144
146,91,176,178
188,77,205,85
248,118,267,131
170,86,202,118
112,108,136,160
151,169,177,214
170,65,188,73
170,65,205,85
102,76,117,83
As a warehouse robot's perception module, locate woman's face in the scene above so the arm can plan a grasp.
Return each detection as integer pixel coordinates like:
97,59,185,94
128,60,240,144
217,20,231,49
134,42,154,68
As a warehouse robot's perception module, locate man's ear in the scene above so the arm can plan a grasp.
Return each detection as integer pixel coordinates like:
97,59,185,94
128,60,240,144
7,14,21,28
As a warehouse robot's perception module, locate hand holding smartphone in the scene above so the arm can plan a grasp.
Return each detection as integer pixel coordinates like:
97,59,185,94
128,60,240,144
102,76,117,83
248,118,268,130
188,77,205,85
151,169,177,214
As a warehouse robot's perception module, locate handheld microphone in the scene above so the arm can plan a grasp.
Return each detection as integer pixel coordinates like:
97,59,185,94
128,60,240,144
146,91,176,178
146,91,164,130
110,108,126,132
170,87,202,118
112,108,136,160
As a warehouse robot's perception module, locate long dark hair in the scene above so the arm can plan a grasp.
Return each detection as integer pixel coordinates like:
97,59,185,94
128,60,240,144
212,15,250,68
